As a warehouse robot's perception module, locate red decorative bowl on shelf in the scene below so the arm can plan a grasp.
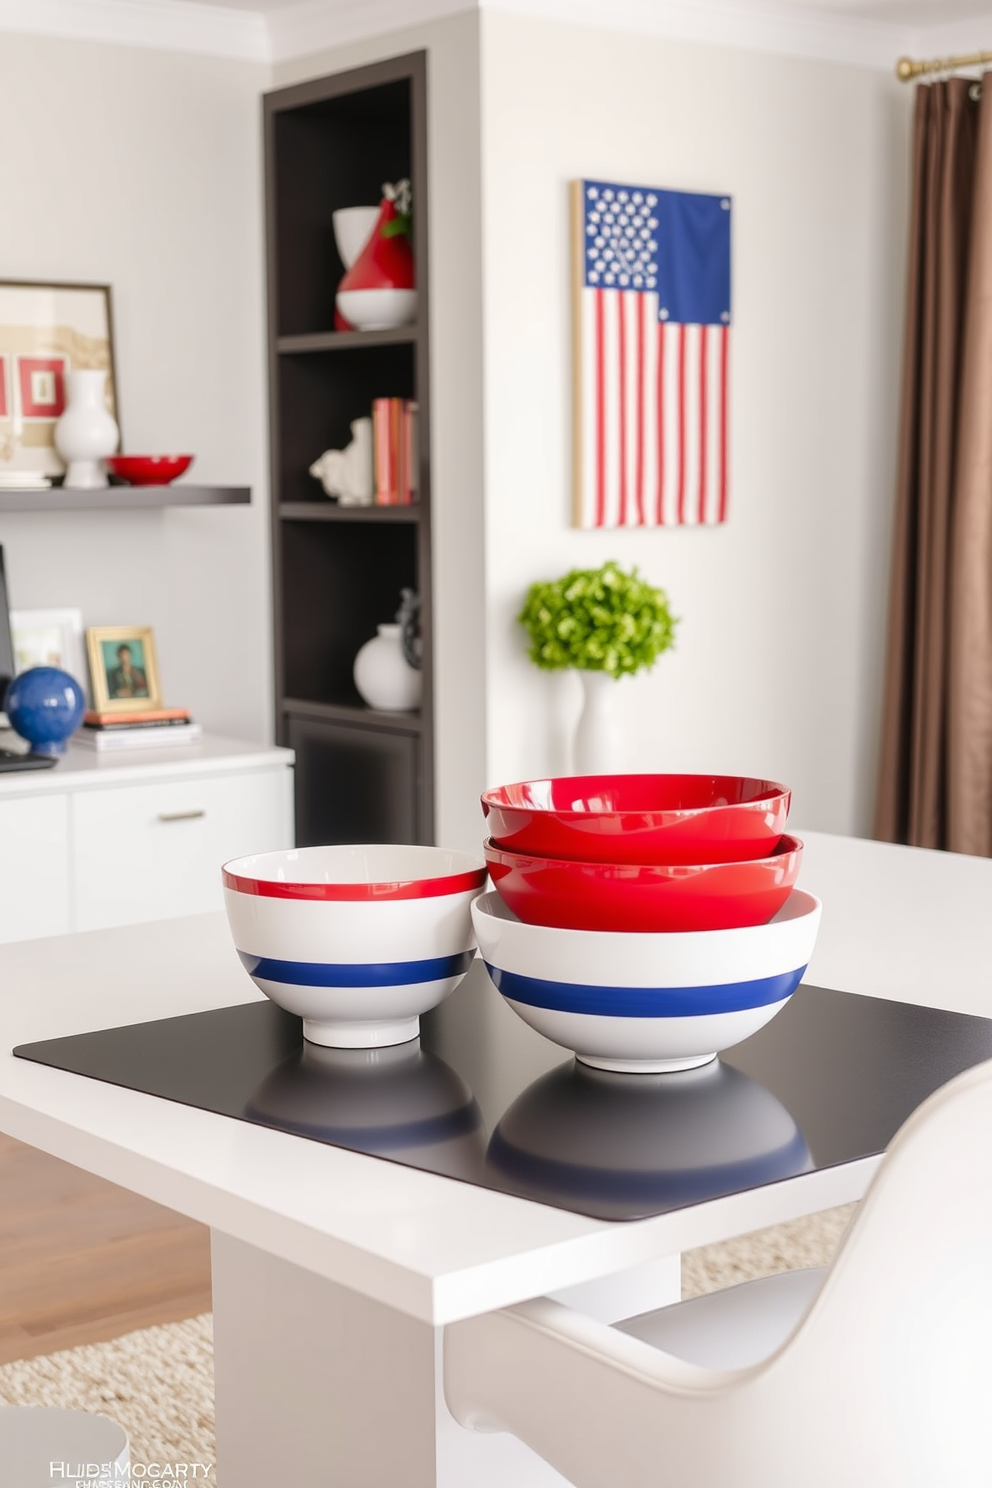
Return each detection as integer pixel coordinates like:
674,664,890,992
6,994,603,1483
106,454,194,486
482,774,791,867
483,834,804,933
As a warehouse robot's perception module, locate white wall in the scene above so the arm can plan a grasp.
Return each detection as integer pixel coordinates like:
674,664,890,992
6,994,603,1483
0,12,912,841
479,11,911,834
275,12,488,853
0,32,271,742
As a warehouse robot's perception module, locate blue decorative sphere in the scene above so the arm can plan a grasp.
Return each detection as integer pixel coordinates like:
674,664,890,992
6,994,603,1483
5,667,86,756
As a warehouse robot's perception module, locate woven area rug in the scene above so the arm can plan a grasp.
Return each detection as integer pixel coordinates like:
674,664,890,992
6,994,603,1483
0,1206,856,1479
0,1314,216,1474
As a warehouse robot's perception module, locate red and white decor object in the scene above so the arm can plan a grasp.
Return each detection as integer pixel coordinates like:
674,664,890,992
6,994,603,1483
336,180,416,332
332,205,379,331
332,205,380,271
572,178,732,529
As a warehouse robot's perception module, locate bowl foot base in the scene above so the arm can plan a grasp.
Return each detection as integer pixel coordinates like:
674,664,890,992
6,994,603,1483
577,1051,718,1075
303,1016,420,1049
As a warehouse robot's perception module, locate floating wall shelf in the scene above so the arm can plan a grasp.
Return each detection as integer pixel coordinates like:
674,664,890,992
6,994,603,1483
0,486,251,513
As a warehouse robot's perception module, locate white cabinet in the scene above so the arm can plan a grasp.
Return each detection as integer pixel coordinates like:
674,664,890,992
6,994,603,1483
0,735,294,944
0,794,71,942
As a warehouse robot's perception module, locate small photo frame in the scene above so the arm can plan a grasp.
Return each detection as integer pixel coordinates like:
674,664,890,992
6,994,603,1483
86,626,162,713
11,607,86,689
0,281,119,479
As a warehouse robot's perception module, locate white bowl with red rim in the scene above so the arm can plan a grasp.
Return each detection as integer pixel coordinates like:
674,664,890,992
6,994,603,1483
222,844,486,1049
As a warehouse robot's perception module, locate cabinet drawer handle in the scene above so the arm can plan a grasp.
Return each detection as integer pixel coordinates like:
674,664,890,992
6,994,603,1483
157,809,207,822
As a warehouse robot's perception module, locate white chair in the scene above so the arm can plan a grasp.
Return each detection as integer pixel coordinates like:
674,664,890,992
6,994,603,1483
445,1057,992,1488
0,1406,128,1487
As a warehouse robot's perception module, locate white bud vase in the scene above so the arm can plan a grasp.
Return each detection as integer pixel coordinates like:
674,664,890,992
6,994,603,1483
574,669,623,774
54,369,119,489
353,624,422,711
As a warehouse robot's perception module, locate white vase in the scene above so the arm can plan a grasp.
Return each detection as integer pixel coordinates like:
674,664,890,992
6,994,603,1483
354,624,422,712
574,669,622,775
54,370,119,489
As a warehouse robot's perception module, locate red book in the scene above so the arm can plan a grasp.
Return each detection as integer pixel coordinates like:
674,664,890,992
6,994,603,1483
373,398,397,505
389,398,402,506
373,397,406,505
400,401,418,505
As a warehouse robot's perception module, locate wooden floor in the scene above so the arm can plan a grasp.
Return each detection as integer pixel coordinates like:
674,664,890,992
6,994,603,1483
0,1133,212,1365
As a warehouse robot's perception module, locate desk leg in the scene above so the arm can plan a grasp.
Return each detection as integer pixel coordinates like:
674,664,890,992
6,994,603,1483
211,1230,575,1487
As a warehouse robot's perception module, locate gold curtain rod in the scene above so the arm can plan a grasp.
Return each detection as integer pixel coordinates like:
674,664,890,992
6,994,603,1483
897,51,992,82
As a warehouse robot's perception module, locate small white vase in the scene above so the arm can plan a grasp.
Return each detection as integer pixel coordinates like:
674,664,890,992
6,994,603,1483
354,624,422,712
54,370,119,489
574,669,623,775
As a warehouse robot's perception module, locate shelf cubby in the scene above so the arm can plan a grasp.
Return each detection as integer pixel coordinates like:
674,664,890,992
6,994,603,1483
279,517,418,709
276,341,415,507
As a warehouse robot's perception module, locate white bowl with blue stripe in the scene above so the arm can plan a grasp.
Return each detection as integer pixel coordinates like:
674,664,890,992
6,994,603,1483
471,888,821,1073
223,845,487,1049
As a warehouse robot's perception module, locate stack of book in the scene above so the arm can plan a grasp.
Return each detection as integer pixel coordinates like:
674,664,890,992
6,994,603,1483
372,397,418,505
75,707,203,752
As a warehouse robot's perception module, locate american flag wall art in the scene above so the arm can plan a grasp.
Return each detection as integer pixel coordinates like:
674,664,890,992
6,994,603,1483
572,178,732,529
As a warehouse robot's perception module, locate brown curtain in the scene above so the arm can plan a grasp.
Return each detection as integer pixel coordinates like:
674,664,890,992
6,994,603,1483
876,77,992,853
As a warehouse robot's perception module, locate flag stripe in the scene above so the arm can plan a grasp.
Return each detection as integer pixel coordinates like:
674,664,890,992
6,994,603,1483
706,326,722,524
635,297,645,527
719,324,730,523
676,325,686,525
683,326,701,524
595,289,606,528
618,290,627,526
699,326,708,522
578,294,729,529
660,316,666,526
580,286,597,527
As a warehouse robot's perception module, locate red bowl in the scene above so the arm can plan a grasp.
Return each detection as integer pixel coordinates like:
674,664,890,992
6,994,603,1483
483,834,804,933
106,454,194,486
482,774,791,866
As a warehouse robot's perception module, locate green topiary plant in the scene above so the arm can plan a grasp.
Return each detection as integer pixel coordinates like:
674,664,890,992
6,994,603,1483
518,560,678,678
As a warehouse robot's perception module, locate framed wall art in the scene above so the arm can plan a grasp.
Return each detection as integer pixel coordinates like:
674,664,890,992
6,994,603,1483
572,179,732,530
0,281,119,482
10,607,86,688
86,626,162,713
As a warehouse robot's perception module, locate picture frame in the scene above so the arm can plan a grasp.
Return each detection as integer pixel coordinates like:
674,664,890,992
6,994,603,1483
10,607,86,690
86,626,163,713
0,280,119,481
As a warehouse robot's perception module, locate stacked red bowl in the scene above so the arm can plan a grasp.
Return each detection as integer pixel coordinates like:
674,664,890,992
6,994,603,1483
474,774,815,1073
481,774,798,933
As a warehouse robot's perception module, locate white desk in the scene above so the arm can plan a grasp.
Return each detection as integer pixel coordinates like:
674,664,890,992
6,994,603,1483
0,830,989,1486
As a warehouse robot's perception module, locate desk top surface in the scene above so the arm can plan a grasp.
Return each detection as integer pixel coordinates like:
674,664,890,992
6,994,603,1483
1,829,990,1324
0,731,293,795
15,969,992,1229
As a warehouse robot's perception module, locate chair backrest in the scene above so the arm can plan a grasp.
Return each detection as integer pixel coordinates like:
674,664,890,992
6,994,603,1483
445,1056,992,1488
748,1052,992,1486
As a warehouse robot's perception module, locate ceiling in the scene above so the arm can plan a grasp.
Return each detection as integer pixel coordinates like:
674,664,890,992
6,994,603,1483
190,0,992,20
3,0,991,67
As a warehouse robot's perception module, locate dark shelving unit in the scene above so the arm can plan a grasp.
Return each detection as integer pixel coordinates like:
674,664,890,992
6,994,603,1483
264,52,433,849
